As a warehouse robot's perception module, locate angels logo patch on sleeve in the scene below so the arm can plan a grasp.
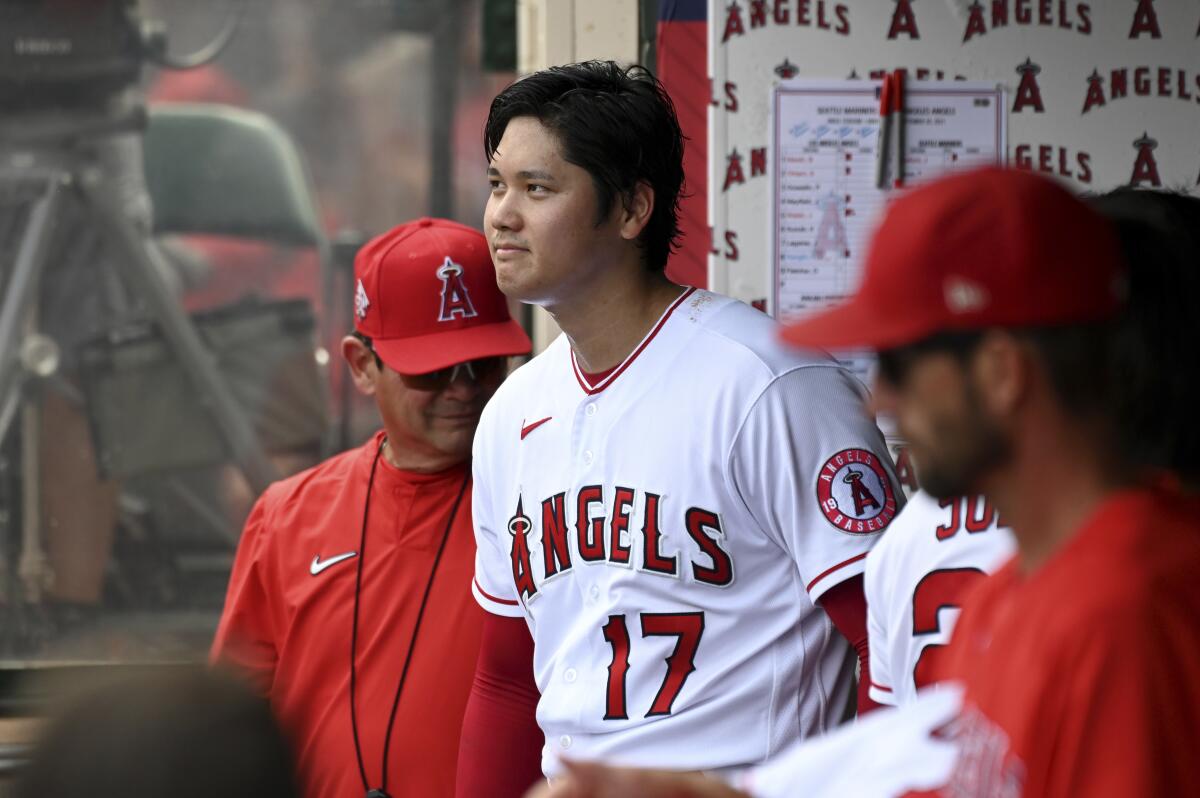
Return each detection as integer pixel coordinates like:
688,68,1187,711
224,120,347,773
816,448,898,534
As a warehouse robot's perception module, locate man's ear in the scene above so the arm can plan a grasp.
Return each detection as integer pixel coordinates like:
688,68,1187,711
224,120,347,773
970,331,1027,419
342,335,378,396
618,181,655,242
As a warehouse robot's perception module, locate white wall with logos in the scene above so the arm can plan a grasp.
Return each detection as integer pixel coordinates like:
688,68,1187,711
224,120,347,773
709,0,1200,308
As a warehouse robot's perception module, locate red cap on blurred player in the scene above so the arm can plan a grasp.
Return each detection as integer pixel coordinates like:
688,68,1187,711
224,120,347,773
353,217,531,374
779,167,1127,352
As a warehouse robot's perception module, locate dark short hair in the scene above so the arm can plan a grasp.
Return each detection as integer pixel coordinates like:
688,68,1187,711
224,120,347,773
15,667,297,798
1090,188,1200,484
484,61,685,272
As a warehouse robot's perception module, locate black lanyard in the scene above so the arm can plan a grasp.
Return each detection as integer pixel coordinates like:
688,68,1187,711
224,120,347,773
349,438,471,798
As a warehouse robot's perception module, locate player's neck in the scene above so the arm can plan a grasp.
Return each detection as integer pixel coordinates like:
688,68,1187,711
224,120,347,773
550,269,684,374
989,411,1128,576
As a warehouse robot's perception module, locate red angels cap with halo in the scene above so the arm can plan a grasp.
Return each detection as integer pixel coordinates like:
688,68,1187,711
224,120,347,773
353,217,531,374
779,167,1128,353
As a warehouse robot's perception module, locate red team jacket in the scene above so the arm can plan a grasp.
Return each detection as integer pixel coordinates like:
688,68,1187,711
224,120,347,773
933,487,1200,798
212,432,484,798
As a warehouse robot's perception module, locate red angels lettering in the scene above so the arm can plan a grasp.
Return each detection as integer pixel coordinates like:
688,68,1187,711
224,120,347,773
1082,69,1105,113
963,1,988,40
641,492,679,575
508,499,538,601
965,0,1092,34
1129,0,1161,39
722,1,746,42
816,449,898,534
1012,144,1092,184
1077,152,1093,183
723,149,746,192
541,492,572,578
893,446,919,494
684,509,734,587
576,485,606,561
750,147,768,177
835,4,851,34
436,257,478,321
750,0,768,28
1131,132,1162,187
724,230,740,261
1134,66,1151,95
609,486,635,565
887,0,920,39
1013,58,1045,113
725,81,739,111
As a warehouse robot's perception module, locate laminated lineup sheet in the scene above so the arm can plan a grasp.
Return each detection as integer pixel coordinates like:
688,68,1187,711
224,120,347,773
771,80,1006,375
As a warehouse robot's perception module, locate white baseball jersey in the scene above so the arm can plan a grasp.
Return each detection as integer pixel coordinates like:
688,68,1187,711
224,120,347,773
731,685,964,798
471,288,902,775
865,490,1016,707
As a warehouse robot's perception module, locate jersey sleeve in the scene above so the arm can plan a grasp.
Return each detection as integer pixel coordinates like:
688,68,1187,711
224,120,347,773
210,495,279,694
470,423,526,618
728,365,903,602
864,547,897,706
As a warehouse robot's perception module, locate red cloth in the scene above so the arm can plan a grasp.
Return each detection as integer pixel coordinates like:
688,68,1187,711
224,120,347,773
455,615,544,798
212,431,485,798
820,574,881,715
934,487,1200,797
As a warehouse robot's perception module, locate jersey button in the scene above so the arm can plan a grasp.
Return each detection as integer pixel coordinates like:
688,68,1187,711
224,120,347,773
564,668,578,683
585,403,597,417
559,735,572,749
589,584,600,601
582,450,594,466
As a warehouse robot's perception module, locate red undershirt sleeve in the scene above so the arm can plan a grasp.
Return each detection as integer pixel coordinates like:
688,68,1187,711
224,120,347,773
455,613,544,798
820,574,882,716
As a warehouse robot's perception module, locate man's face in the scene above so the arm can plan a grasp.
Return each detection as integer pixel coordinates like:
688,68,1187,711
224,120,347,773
485,116,623,305
369,356,506,466
874,349,1010,499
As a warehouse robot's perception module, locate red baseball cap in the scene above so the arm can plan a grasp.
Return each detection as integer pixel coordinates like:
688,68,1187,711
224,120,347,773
353,217,531,373
779,167,1127,352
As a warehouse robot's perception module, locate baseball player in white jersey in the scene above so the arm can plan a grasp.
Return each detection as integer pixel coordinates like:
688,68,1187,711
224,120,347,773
864,490,1015,706
473,287,900,773
455,62,901,794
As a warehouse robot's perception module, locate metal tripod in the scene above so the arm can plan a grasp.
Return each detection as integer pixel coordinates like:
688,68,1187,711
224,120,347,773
0,103,278,608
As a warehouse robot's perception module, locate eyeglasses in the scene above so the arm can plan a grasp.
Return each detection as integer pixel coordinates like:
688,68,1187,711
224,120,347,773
398,356,508,391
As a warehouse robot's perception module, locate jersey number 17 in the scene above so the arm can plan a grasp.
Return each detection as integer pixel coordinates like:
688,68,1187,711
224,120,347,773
601,612,705,720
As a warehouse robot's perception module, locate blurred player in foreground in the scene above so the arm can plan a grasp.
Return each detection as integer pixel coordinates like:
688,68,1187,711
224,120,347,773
528,172,1200,798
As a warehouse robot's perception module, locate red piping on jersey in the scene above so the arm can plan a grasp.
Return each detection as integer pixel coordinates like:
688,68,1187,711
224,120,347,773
474,578,519,606
570,287,696,396
805,551,870,593
869,680,894,694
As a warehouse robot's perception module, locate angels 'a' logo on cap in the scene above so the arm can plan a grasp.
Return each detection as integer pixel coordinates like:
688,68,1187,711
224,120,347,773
355,279,371,320
944,277,989,314
437,256,479,322
816,448,898,534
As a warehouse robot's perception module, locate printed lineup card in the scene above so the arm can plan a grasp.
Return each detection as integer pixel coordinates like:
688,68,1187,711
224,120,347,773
770,79,1006,380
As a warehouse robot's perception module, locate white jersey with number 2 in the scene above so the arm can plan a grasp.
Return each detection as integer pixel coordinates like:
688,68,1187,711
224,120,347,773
865,490,1016,707
471,288,902,775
